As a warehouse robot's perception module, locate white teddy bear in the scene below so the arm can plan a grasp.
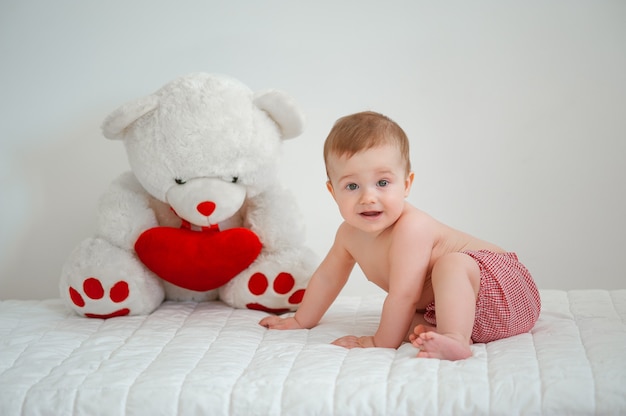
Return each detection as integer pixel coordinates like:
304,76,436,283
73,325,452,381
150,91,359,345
60,72,317,318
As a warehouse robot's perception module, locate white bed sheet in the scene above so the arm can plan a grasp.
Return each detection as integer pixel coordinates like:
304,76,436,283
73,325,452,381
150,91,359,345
1,289,625,415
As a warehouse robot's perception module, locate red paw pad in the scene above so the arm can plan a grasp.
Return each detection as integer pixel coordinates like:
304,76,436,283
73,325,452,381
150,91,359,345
248,272,269,295
288,289,305,304
69,277,131,319
246,272,305,314
83,277,105,300
273,272,295,294
110,281,130,303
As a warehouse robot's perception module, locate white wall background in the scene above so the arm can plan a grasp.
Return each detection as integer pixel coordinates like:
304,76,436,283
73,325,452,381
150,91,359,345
1,1,625,300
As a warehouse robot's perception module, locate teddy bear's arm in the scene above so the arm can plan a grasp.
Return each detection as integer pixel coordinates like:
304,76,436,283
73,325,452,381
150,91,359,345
95,171,159,250
244,187,306,251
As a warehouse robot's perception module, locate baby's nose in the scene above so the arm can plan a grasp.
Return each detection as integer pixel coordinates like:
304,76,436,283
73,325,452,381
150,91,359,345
359,189,376,204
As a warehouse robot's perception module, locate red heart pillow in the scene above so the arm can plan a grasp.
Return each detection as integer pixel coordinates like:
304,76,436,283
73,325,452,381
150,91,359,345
135,227,262,291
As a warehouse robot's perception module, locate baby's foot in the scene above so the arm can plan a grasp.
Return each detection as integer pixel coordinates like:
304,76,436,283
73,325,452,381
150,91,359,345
413,331,472,360
408,323,436,344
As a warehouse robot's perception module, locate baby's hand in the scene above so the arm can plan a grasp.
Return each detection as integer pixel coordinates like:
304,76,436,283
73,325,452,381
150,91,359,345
332,335,375,349
259,315,303,330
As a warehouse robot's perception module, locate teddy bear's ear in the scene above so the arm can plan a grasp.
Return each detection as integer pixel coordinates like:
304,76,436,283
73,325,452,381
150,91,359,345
253,90,305,140
101,95,159,140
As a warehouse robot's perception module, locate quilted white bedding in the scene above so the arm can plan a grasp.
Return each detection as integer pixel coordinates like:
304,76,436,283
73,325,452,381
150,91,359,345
1,289,625,416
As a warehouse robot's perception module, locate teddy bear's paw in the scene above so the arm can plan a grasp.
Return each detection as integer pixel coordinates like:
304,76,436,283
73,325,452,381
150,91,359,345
68,278,131,318
60,238,165,318
218,249,317,313
246,272,306,314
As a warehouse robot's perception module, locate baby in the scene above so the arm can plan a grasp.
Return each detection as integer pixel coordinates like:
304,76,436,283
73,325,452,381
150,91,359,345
260,111,540,360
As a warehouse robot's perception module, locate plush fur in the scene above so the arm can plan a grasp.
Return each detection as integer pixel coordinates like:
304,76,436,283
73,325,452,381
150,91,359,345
60,73,317,318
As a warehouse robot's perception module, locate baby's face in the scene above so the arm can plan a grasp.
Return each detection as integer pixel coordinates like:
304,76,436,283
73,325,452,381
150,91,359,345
326,144,413,234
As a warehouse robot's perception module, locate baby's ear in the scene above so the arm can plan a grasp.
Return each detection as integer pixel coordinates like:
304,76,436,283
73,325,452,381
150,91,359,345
404,172,415,196
326,180,336,198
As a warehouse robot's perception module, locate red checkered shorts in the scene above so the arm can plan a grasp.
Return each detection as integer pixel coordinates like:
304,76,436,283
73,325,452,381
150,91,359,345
423,250,541,343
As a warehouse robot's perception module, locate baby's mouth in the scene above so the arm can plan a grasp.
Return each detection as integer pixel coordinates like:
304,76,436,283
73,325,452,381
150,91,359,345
360,211,382,218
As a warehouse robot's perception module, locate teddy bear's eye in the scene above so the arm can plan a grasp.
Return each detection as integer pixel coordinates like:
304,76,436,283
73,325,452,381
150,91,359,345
174,178,186,185
232,177,239,184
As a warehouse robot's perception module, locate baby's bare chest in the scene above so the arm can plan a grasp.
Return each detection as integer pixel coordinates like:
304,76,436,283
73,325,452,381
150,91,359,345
347,239,393,290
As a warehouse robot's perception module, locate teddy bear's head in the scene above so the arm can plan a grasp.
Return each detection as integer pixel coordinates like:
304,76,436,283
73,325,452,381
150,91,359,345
101,73,304,227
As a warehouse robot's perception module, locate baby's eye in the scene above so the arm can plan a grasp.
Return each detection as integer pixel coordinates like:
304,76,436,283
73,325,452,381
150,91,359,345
174,178,186,185
346,183,358,191
377,180,389,187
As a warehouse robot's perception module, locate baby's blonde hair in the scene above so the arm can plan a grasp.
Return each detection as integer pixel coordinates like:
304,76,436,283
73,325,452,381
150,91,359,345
323,111,411,177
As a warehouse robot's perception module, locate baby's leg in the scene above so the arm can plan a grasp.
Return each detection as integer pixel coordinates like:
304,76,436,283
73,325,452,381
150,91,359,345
414,252,480,360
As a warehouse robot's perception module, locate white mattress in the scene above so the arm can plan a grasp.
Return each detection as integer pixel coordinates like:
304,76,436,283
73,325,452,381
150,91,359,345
1,289,625,415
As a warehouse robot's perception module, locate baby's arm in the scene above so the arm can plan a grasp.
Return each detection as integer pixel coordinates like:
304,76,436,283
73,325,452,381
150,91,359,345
259,235,354,330
373,290,423,347
373,219,433,348
333,289,424,349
